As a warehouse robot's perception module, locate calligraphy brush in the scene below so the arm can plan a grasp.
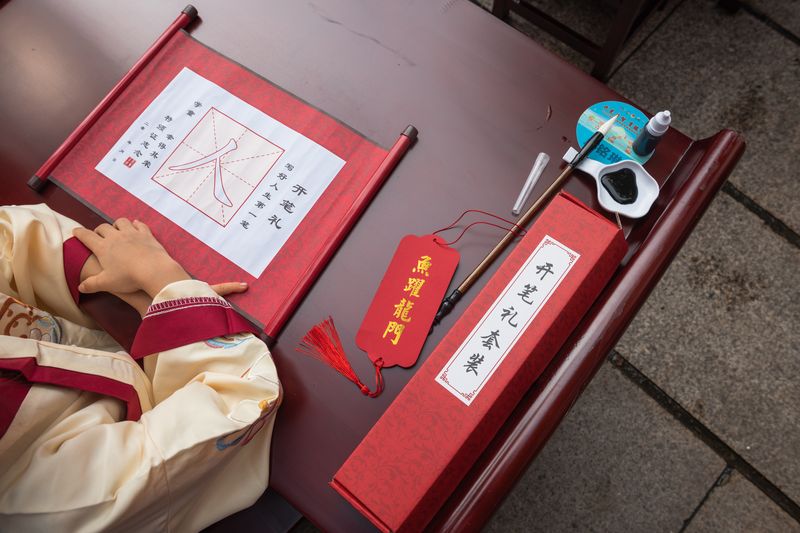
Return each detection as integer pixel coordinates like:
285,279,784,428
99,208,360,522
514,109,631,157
432,114,619,326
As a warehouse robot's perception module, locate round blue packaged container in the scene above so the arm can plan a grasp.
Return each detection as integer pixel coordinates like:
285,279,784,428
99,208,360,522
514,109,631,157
576,101,652,165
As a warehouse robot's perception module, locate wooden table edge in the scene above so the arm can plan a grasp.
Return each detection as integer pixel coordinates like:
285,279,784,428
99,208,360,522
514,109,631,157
429,128,747,532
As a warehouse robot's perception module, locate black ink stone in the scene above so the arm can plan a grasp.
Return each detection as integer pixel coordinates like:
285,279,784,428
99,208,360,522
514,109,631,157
600,168,638,204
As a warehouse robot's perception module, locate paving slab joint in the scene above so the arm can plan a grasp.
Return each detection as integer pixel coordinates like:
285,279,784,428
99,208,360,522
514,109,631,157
608,350,800,523
721,182,800,249
678,465,734,533
733,0,800,45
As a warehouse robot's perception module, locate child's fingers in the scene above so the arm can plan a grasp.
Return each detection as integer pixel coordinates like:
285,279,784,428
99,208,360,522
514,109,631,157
78,272,109,294
113,217,134,231
72,227,103,251
210,282,248,296
94,223,116,237
132,219,152,234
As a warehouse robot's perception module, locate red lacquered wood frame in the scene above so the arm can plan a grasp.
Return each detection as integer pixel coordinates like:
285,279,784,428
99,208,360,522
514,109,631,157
430,130,745,531
265,126,418,336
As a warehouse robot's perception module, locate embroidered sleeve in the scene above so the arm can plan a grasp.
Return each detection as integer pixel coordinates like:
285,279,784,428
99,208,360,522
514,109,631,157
130,280,259,358
0,204,94,328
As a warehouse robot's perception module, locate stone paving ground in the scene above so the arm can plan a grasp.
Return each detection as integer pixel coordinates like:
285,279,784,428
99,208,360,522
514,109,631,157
292,1,800,531
478,0,800,531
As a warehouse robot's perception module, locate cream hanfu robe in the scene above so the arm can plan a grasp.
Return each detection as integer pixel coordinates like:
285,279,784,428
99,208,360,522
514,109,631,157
0,204,282,532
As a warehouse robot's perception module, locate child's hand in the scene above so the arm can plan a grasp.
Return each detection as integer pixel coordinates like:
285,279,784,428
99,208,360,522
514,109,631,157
209,282,249,296
73,218,190,298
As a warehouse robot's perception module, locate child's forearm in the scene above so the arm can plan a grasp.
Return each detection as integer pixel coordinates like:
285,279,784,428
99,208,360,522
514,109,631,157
79,254,153,317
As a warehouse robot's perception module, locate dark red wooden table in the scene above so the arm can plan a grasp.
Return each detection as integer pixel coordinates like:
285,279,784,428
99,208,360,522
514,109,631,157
0,1,744,531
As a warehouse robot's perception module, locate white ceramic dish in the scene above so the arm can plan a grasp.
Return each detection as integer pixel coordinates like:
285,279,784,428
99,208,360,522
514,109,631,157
562,147,659,219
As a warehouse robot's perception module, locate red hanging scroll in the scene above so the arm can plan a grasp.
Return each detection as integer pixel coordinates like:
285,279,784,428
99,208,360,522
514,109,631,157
43,12,415,340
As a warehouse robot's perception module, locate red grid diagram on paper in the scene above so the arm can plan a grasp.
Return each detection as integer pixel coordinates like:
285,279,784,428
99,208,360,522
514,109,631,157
152,107,284,226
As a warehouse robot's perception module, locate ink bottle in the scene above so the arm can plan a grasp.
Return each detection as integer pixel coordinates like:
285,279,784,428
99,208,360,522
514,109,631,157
633,110,671,157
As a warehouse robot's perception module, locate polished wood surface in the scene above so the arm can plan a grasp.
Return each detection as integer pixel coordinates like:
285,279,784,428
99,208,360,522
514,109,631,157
0,1,744,531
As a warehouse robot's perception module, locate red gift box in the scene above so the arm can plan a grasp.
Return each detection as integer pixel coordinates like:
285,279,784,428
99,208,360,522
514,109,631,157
331,192,628,532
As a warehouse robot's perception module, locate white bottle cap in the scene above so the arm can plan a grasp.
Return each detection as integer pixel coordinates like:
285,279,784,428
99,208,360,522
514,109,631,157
647,110,671,135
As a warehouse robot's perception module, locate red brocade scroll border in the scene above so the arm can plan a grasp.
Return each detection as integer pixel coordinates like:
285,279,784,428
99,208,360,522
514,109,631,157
51,31,391,338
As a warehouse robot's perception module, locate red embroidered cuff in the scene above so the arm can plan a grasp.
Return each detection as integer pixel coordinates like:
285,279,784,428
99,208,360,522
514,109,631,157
63,236,93,306
130,296,260,359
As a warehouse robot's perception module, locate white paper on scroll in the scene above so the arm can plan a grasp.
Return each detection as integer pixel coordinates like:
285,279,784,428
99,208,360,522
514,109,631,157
96,67,345,277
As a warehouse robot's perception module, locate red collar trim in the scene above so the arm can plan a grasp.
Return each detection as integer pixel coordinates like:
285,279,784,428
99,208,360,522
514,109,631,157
0,372,32,439
62,237,93,306
0,357,143,421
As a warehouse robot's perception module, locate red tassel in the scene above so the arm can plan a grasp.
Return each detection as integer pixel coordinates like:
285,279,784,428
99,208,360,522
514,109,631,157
297,317,384,398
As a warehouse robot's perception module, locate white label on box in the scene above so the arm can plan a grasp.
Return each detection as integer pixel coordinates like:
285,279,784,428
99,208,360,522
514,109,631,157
435,235,579,406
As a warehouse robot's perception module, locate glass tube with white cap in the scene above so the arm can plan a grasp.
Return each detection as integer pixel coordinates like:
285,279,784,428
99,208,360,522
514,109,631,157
512,152,550,216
